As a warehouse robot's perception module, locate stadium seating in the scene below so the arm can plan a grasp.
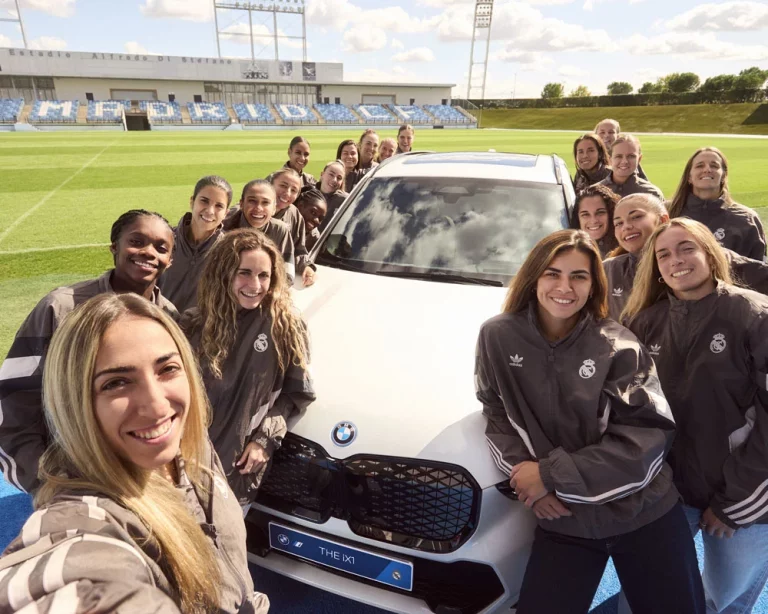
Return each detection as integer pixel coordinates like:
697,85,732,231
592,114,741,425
274,103,318,124
29,100,80,124
313,103,357,124
353,104,397,124
387,104,433,124
232,102,276,124
187,101,230,125
87,100,130,124
140,101,182,124
0,98,24,123
423,104,475,124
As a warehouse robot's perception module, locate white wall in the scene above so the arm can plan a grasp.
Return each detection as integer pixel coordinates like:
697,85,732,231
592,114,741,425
320,85,451,106
53,78,204,103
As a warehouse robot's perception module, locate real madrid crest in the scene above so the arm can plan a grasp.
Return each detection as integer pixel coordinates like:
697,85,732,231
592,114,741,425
710,333,726,354
254,333,269,353
579,358,596,379
713,228,726,241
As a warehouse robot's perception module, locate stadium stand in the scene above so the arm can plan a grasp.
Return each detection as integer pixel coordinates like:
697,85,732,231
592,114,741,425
187,101,230,125
423,104,474,124
314,103,357,124
87,100,130,124
0,98,25,123
28,100,80,124
274,103,318,124
233,102,276,124
140,101,183,125
387,104,433,124
353,104,397,124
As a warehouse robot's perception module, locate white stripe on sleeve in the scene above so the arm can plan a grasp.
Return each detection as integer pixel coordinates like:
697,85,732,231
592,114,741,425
46,582,79,614
21,509,47,547
0,356,41,381
484,437,513,476
7,556,36,610
723,478,768,514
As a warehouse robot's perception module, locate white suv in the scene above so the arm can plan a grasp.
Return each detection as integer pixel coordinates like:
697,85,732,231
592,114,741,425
246,152,575,613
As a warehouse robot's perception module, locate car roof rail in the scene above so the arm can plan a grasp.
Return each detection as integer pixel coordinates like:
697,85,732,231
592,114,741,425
551,154,563,185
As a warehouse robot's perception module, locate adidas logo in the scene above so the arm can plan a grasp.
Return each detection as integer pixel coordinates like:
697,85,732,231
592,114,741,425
649,344,661,356
509,354,524,368
612,288,623,297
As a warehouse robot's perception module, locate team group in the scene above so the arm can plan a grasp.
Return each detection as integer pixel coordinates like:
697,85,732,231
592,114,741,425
0,120,766,614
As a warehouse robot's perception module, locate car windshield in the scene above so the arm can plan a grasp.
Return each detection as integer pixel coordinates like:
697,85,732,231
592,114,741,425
315,175,569,285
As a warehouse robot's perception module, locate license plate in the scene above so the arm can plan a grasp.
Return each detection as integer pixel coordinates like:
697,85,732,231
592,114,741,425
268,522,413,591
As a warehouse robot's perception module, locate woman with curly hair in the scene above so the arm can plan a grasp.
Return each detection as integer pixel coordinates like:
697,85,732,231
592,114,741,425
572,132,611,193
181,228,315,506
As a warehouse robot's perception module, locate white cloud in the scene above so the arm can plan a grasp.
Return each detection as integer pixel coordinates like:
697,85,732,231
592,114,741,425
342,25,387,52
139,0,212,22
220,22,306,50
345,66,423,83
491,49,555,71
558,64,589,77
392,47,435,62
28,36,67,50
0,33,13,47
626,31,768,60
307,0,430,34
391,38,404,49
23,0,74,17
306,0,360,30
124,41,160,55
664,1,768,32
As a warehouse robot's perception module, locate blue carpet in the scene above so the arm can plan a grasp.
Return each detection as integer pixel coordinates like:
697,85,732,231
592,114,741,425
2,478,766,613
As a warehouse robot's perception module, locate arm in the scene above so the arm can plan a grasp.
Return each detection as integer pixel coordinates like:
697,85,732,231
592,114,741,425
538,339,676,506
0,297,59,493
281,230,296,285
710,312,768,528
724,249,768,295
747,214,766,262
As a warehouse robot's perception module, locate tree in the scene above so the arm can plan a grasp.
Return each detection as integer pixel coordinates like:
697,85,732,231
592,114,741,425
700,74,737,92
606,81,633,95
733,66,768,90
541,82,564,99
638,81,664,94
570,85,591,97
665,72,701,93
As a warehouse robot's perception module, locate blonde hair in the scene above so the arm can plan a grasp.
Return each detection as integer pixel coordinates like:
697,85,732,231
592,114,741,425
502,229,608,319
595,118,620,133
611,133,641,154
607,194,668,258
668,147,733,218
192,228,308,378
622,218,732,323
37,293,220,612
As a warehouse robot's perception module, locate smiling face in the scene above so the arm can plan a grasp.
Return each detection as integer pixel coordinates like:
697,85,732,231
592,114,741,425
360,134,379,165
340,144,359,171
688,150,725,197
288,141,310,172
397,129,413,152
610,141,641,182
320,162,344,193
190,185,228,233
536,249,593,333
240,184,276,229
596,121,618,148
92,316,189,472
613,200,666,255
273,174,301,211
111,216,173,286
655,226,716,301
578,196,609,242
297,196,328,232
232,248,272,310
575,138,600,172
379,139,397,161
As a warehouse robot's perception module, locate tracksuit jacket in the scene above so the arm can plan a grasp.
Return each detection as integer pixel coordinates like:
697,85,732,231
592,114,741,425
629,283,768,529
0,443,268,613
181,307,315,504
222,209,296,283
0,271,177,494
597,172,664,201
319,189,348,233
680,194,766,261
158,212,223,312
572,163,612,193
274,204,314,276
476,305,679,539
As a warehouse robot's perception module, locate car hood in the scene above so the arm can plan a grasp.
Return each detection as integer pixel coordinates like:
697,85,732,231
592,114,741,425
291,265,508,487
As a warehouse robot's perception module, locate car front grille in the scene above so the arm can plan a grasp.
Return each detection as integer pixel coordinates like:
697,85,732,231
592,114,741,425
257,434,481,553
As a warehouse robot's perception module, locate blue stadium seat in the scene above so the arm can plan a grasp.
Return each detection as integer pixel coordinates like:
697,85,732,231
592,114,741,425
0,98,24,123
274,103,318,125
142,101,182,125
423,105,475,124
387,104,433,124
187,101,230,125
86,100,130,124
353,104,397,124
313,103,357,124
232,102,276,124
28,100,80,124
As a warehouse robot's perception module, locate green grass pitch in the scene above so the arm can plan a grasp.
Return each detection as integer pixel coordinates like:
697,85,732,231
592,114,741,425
1,129,767,357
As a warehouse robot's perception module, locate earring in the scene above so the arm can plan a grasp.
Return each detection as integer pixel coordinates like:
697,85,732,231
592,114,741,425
658,276,665,284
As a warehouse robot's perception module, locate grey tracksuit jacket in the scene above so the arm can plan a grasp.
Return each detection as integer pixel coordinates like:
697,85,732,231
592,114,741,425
159,212,223,312
476,305,678,539
680,194,766,261
0,443,268,613
573,163,612,193
597,173,664,201
319,189,348,233
629,283,768,529
181,307,315,504
274,204,314,276
223,209,296,283
0,271,177,494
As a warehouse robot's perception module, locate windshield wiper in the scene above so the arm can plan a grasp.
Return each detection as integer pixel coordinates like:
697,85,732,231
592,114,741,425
374,270,504,286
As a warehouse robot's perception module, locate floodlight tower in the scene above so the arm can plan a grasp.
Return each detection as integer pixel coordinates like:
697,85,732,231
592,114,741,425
466,0,494,101
213,0,307,61
0,0,28,48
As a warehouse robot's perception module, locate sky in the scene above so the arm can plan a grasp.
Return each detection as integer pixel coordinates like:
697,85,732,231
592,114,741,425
0,0,766,99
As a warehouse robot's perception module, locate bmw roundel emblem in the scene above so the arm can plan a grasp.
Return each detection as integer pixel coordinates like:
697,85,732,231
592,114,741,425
331,421,357,447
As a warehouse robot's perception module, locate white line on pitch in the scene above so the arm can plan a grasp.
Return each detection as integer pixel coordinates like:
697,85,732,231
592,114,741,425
0,140,117,247
0,243,109,256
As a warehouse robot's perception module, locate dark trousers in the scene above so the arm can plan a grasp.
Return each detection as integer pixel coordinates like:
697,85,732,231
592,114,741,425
516,503,705,614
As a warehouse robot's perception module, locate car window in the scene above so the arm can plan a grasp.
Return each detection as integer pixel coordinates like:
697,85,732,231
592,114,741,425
315,176,568,285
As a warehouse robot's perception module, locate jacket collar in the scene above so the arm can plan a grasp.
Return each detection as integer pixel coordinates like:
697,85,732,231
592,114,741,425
667,279,727,312
685,192,725,210
104,269,163,306
176,212,222,254
527,301,593,349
